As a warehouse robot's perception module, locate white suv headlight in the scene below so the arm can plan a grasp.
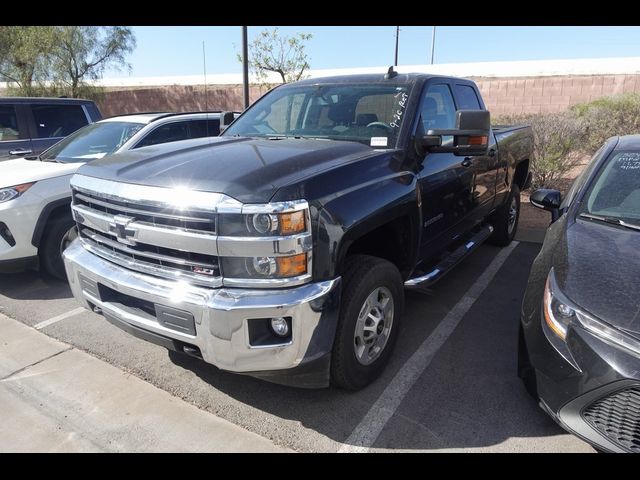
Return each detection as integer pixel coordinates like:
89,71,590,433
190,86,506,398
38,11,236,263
0,182,35,203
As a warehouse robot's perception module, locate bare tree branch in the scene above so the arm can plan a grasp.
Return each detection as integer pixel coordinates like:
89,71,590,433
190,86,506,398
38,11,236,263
239,28,312,87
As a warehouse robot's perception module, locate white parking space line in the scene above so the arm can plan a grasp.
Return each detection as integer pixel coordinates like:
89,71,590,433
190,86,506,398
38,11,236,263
338,242,520,453
33,307,86,331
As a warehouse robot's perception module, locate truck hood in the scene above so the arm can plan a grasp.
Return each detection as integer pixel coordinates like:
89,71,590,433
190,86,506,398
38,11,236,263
76,136,377,203
555,218,640,336
1,158,82,188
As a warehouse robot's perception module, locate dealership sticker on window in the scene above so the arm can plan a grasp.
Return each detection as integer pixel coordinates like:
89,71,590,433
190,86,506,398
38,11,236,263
371,137,388,147
616,152,640,170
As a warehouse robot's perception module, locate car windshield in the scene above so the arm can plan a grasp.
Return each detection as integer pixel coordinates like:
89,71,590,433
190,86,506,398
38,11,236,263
579,150,640,227
223,83,412,148
42,121,145,163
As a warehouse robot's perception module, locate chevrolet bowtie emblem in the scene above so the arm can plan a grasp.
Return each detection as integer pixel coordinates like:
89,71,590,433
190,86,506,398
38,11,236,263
109,214,137,245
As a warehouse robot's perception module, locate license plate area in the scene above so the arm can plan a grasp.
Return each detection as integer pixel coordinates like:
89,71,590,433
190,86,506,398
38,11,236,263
84,278,196,336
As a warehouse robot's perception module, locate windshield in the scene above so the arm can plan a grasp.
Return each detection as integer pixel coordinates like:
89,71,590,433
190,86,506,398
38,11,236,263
223,83,412,148
579,150,640,226
42,121,145,163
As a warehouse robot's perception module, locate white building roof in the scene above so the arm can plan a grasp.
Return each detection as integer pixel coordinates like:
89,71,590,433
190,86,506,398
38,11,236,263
4,57,640,89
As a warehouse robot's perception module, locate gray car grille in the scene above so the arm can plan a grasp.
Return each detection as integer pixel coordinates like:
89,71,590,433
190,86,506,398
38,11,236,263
582,386,640,453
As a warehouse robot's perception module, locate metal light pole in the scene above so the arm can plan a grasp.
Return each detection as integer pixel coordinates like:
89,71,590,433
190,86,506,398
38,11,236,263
430,26,436,65
394,26,400,66
242,26,249,109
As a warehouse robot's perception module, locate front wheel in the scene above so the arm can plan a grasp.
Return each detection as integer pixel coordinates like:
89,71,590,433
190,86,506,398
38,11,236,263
40,215,77,280
488,184,520,246
331,255,404,390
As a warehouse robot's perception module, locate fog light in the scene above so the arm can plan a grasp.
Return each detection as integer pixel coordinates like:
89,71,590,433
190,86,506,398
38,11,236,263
270,317,289,337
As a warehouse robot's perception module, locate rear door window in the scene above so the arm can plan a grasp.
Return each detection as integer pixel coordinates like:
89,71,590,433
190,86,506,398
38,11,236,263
454,84,482,110
31,104,89,138
0,105,22,141
189,119,221,138
134,121,190,148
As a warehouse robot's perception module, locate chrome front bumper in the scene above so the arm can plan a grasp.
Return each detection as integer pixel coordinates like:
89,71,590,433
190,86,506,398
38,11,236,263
63,240,341,376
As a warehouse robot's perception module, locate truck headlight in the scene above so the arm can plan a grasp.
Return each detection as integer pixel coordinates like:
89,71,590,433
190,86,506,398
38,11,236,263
0,182,35,203
222,253,308,279
218,200,311,286
220,210,307,236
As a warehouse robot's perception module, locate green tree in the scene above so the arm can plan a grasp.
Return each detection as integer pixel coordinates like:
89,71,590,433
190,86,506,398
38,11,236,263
240,28,312,86
0,26,56,96
50,26,136,98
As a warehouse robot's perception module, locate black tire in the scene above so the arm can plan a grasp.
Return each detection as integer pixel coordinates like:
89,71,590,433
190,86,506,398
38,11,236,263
39,214,77,280
331,255,404,391
488,184,520,246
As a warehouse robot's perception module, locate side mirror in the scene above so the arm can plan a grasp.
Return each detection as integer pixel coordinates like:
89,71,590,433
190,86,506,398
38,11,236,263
530,188,562,222
219,111,236,133
421,110,491,157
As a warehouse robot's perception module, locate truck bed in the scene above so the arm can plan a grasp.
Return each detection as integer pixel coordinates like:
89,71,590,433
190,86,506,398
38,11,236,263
492,124,533,165
491,124,531,135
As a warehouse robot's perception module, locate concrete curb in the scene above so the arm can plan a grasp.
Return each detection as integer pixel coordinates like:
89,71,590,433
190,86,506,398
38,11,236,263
0,313,291,452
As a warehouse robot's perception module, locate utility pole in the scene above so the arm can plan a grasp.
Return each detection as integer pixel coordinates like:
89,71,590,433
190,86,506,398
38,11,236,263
430,26,436,65
202,41,208,112
394,26,400,66
242,26,249,109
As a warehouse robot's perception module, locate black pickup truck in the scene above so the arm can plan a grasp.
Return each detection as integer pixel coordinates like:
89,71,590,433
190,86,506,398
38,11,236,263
63,71,533,390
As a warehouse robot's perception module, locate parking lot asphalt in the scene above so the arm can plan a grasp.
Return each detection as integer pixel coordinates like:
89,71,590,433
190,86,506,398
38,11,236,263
0,240,594,452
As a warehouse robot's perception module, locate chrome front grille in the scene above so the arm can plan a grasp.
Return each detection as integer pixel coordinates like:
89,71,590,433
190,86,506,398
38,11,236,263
74,190,217,232
69,174,313,289
71,179,222,287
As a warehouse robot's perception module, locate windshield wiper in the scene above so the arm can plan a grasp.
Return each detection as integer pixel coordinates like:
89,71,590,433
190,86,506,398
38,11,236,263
579,213,640,231
266,134,316,140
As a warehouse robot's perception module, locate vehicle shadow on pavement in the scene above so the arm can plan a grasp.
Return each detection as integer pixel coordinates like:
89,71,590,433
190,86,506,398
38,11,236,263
0,270,72,301
164,243,585,451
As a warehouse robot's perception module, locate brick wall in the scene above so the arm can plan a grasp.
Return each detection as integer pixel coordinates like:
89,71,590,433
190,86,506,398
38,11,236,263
472,74,640,116
95,84,270,118
93,74,640,118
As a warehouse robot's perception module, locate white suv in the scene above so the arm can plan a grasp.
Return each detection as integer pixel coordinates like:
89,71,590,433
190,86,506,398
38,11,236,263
0,111,232,278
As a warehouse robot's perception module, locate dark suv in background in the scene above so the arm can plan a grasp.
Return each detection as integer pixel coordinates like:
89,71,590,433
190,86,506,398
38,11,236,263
0,97,102,160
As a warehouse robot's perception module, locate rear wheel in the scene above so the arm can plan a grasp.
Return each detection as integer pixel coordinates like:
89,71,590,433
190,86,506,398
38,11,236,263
488,184,520,246
40,215,77,280
331,255,404,390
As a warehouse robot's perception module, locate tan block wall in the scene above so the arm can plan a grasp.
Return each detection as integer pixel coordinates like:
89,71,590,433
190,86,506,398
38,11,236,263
472,74,640,116
85,74,640,118
95,84,270,118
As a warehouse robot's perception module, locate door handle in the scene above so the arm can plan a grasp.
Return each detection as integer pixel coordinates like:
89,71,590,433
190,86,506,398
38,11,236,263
9,149,32,156
461,157,473,168
488,148,496,157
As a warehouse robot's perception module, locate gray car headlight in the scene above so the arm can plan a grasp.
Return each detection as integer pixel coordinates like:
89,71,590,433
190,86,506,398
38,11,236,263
543,269,577,342
543,268,640,362
0,182,35,203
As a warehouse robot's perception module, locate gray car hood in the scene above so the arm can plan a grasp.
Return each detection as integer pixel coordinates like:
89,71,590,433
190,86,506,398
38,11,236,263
554,218,640,335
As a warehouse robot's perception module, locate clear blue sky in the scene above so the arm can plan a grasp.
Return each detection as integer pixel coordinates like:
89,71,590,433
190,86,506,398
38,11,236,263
104,26,640,78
